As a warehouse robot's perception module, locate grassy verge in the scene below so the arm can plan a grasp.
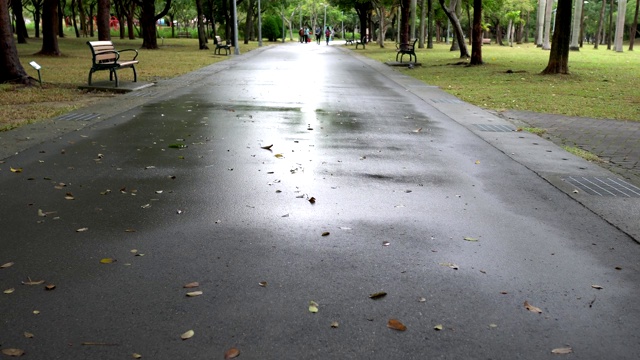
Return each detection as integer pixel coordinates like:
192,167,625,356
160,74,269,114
562,146,605,163
2,35,261,131
361,42,640,121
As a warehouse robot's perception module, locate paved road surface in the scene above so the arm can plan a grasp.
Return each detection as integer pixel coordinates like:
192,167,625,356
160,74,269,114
1,44,639,359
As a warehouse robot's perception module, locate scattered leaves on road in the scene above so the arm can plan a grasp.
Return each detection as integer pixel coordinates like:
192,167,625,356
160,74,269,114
259,281,267,287
369,291,387,299
224,348,240,359
387,319,407,331
100,258,116,264
180,330,194,340
309,301,319,313
4,288,15,294
183,282,199,288
524,301,542,314
331,321,339,328
463,237,478,242
1,348,25,357
434,324,443,331
591,285,603,290
551,347,573,354
22,278,45,286
24,332,34,338
321,232,330,237
186,291,203,297
439,262,459,270
132,353,142,359
1,262,14,269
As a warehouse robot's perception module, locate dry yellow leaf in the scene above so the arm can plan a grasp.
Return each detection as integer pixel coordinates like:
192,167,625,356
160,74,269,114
434,324,443,331
4,288,15,294
132,353,142,359
2,348,25,356
24,331,34,338
591,285,603,290
551,347,573,354
387,319,407,331
10,167,23,173
22,279,45,285
274,153,284,158
309,301,319,313
1,262,15,269
100,258,116,264
76,227,89,232
183,282,199,288
181,330,194,340
224,347,240,359
186,291,203,297
330,321,339,328
369,291,387,299
33,310,40,315
524,301,542,314
259,281,267,287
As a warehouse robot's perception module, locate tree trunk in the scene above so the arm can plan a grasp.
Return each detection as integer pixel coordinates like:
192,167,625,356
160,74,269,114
542,0,572,74
614,0,627,51
470,0,482,65
243,0,254,44
607,0,613,49
71,0,80,37
97,0,111,40
594,0,606,48
377,5,386,47
196,0,208,49
427,0,433,48
419,0,426,47
536,0,545,46
569,0,583,50
11,0,29,43
38,0,61,56
57,0,64,38
400,0,410,46
354,2,371,43
542,0,553,49
127,1,136,39
439,0,469,57
77,0,87,37
0,0,32,84
630,0,639,50
137,0,172,49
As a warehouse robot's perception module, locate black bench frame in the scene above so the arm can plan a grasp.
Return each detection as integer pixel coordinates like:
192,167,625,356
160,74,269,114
86,41,139,87
396,39,418,63
214,36,231,55
355,37,366,49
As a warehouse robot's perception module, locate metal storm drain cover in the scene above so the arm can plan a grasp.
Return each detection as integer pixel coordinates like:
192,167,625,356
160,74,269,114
55,113,101,121
473,124,516,132
563,176,640,198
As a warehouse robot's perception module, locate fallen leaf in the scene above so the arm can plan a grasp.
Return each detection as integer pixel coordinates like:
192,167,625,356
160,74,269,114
24,332,34,338
100,189,112,195
489,324,498,329
274,153,284,158
181,330,195,340
382,241,390,246
22,278,45,285
65,192,75,200
261,144,273,150
321,232,330,237
551,347,573,354
1,348,25,356
132,353,142,359
308,197,316,204
439,262,459,270
168,143,187,149
463,237,478,242
32,310,40,315
330,321,339,328
591,285,603,290
45,284,56,291
100,258,116,264
369,291,387,299
4,288,15,294
434,324,443,331
524,301,542,314
413,127,422,133
125,228,136,233
615,266,622,270
418,297,426,302
309,301,319,313
259,281,267,287
475,160,481,165
224,348,240,359
1,262,14,269
76,227,89,232
387,319,407,331
186,291,203,297
183,282,200,288
141,204,151,209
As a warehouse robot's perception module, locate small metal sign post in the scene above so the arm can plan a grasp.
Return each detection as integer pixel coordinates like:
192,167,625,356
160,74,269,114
29,61,42,87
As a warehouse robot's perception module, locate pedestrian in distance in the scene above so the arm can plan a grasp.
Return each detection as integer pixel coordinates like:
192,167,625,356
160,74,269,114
304,27,310,43
315,27,322,44
325,27,331,45
299,28,304,43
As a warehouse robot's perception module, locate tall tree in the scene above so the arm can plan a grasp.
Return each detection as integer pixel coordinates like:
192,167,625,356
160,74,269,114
541,0,553,49
38,0,61,55
97,0,111,40
196,0,209,49
135,0,172,49
569,0,584,50
470,0,482,65
541,0,572,74
594,0,606,48
613,0,627,51
1,0,31,84
25,0,44,38
439,0,469,57
11,0,29,43
630,0,639,50
536,0,545,46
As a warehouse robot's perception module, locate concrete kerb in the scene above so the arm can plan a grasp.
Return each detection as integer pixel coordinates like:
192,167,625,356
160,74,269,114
337,46,640,243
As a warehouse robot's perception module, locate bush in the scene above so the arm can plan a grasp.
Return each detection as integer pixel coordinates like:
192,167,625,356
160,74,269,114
262,15,282,42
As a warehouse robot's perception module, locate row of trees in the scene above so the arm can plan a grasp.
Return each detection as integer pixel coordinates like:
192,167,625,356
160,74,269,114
2,0,639,84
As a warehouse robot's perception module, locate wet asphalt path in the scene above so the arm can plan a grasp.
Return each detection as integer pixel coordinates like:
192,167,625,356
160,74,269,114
1,44,639,359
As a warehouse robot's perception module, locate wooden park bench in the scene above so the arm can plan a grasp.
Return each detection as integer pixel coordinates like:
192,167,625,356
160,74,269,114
396,39,418,63
482,38,491,45
214,36,231,55
86,41,138,87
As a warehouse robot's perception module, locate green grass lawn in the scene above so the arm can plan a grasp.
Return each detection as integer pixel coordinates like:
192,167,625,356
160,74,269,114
362,42,640,121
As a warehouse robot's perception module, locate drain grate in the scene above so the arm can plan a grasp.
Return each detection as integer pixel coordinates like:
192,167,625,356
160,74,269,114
563,176,640,198
431,98,463,104
55,113,101,121
473,124,516,132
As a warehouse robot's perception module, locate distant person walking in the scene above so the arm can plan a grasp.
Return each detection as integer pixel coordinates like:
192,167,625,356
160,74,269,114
315,27,322,44
325,27,331,45
304,27,310,43
299,28,304,43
